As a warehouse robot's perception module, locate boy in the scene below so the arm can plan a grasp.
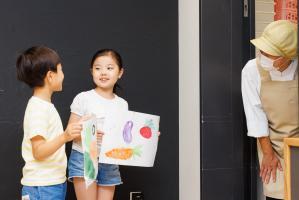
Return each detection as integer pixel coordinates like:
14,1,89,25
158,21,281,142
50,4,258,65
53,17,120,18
16,46,82,199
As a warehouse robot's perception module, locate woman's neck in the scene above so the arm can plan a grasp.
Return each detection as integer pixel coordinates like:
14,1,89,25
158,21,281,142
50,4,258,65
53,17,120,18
33,86,53,102
94,87,115,99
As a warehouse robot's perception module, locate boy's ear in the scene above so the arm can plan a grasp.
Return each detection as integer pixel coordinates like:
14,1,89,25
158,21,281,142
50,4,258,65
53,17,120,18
45,71,54,83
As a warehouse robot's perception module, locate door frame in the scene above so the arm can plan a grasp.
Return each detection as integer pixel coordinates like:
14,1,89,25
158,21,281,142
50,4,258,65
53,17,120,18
179,0,200,199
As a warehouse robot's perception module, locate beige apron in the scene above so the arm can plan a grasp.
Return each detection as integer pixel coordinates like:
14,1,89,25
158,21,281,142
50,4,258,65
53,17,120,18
256,60,299,199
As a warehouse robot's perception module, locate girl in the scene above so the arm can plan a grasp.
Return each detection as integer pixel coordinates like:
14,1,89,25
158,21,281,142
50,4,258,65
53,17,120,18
68,49,128,200
17,46,82,200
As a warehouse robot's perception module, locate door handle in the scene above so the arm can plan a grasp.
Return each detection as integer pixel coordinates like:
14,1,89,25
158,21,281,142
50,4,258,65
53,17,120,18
244,0,249,17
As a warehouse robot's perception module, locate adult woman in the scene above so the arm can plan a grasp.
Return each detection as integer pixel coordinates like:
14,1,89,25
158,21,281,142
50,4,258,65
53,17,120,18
242,20,298,200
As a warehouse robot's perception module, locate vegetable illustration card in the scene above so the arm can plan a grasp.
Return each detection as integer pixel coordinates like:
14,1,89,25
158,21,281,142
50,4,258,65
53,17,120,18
99,111,160,167
81,116,98,187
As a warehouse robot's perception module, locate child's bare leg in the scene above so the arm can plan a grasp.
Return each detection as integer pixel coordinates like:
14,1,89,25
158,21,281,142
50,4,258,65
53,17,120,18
73,177,97,200
97,185,115,200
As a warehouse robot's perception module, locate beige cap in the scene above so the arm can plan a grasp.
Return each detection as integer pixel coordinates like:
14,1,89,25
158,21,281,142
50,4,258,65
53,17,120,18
251,20,297,59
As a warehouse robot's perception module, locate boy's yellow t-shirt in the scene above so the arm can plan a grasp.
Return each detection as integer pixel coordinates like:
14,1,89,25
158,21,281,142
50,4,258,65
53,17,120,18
21,96,67,186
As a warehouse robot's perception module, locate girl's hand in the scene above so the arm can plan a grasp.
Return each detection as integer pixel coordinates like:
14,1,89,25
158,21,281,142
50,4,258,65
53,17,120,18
96,131,105,157
97,131,105,144
157,131,161,136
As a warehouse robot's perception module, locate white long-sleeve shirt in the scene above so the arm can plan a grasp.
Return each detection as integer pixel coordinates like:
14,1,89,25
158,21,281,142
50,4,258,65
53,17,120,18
241,58,298,138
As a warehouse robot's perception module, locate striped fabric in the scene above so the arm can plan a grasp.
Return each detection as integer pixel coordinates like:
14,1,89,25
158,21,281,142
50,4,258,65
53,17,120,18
21,96,67,186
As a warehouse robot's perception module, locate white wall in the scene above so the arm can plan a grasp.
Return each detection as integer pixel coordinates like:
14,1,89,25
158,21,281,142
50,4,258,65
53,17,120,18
179,0,200,200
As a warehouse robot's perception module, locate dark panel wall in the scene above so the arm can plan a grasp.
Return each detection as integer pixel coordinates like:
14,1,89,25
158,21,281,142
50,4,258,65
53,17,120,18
0,1,178,199
291,147,299,200
200,0,254,199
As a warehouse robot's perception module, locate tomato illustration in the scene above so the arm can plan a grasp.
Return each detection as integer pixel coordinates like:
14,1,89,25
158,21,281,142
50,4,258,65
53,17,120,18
140,126,152,139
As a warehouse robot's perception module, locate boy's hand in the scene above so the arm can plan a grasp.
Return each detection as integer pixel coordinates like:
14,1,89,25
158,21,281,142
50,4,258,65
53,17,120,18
69,115,93,142
64,123,82,142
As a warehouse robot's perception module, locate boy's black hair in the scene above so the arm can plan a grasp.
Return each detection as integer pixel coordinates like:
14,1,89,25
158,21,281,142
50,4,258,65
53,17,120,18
16,46,61,88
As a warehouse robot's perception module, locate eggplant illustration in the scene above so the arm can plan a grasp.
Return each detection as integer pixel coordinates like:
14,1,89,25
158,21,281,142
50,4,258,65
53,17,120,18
123,121,133,144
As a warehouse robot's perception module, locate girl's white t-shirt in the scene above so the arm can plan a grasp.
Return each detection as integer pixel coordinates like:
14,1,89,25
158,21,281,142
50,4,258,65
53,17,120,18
70,89,128,152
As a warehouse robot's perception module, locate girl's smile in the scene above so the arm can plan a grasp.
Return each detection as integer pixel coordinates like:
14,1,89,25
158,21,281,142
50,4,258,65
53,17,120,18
91,55,123,92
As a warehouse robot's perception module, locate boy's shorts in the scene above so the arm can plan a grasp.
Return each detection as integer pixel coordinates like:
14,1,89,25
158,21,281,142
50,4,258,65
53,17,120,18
21,182,66,200
68,149,122,186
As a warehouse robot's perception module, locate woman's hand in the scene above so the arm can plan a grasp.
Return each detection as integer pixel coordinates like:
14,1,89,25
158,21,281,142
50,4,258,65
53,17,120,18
260,152,283,184
258,136,283,184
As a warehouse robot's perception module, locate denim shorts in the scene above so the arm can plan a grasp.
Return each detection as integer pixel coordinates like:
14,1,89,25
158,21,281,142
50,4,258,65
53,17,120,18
21,182,66,200
68,149,122,186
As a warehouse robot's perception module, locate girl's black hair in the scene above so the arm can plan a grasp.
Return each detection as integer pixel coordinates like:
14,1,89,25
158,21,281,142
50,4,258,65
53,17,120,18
90,49,123,93
16,46,61,88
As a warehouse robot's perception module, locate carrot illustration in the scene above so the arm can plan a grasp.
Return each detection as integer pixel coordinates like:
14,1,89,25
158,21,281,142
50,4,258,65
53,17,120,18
105,146,142,160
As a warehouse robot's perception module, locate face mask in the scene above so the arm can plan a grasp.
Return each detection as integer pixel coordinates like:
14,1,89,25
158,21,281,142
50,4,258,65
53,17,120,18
260,54,278,71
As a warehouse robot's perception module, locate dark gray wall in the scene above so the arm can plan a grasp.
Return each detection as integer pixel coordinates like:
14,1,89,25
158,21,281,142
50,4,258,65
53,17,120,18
200,0,255,199
291,147,299,200
0,1,178,199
